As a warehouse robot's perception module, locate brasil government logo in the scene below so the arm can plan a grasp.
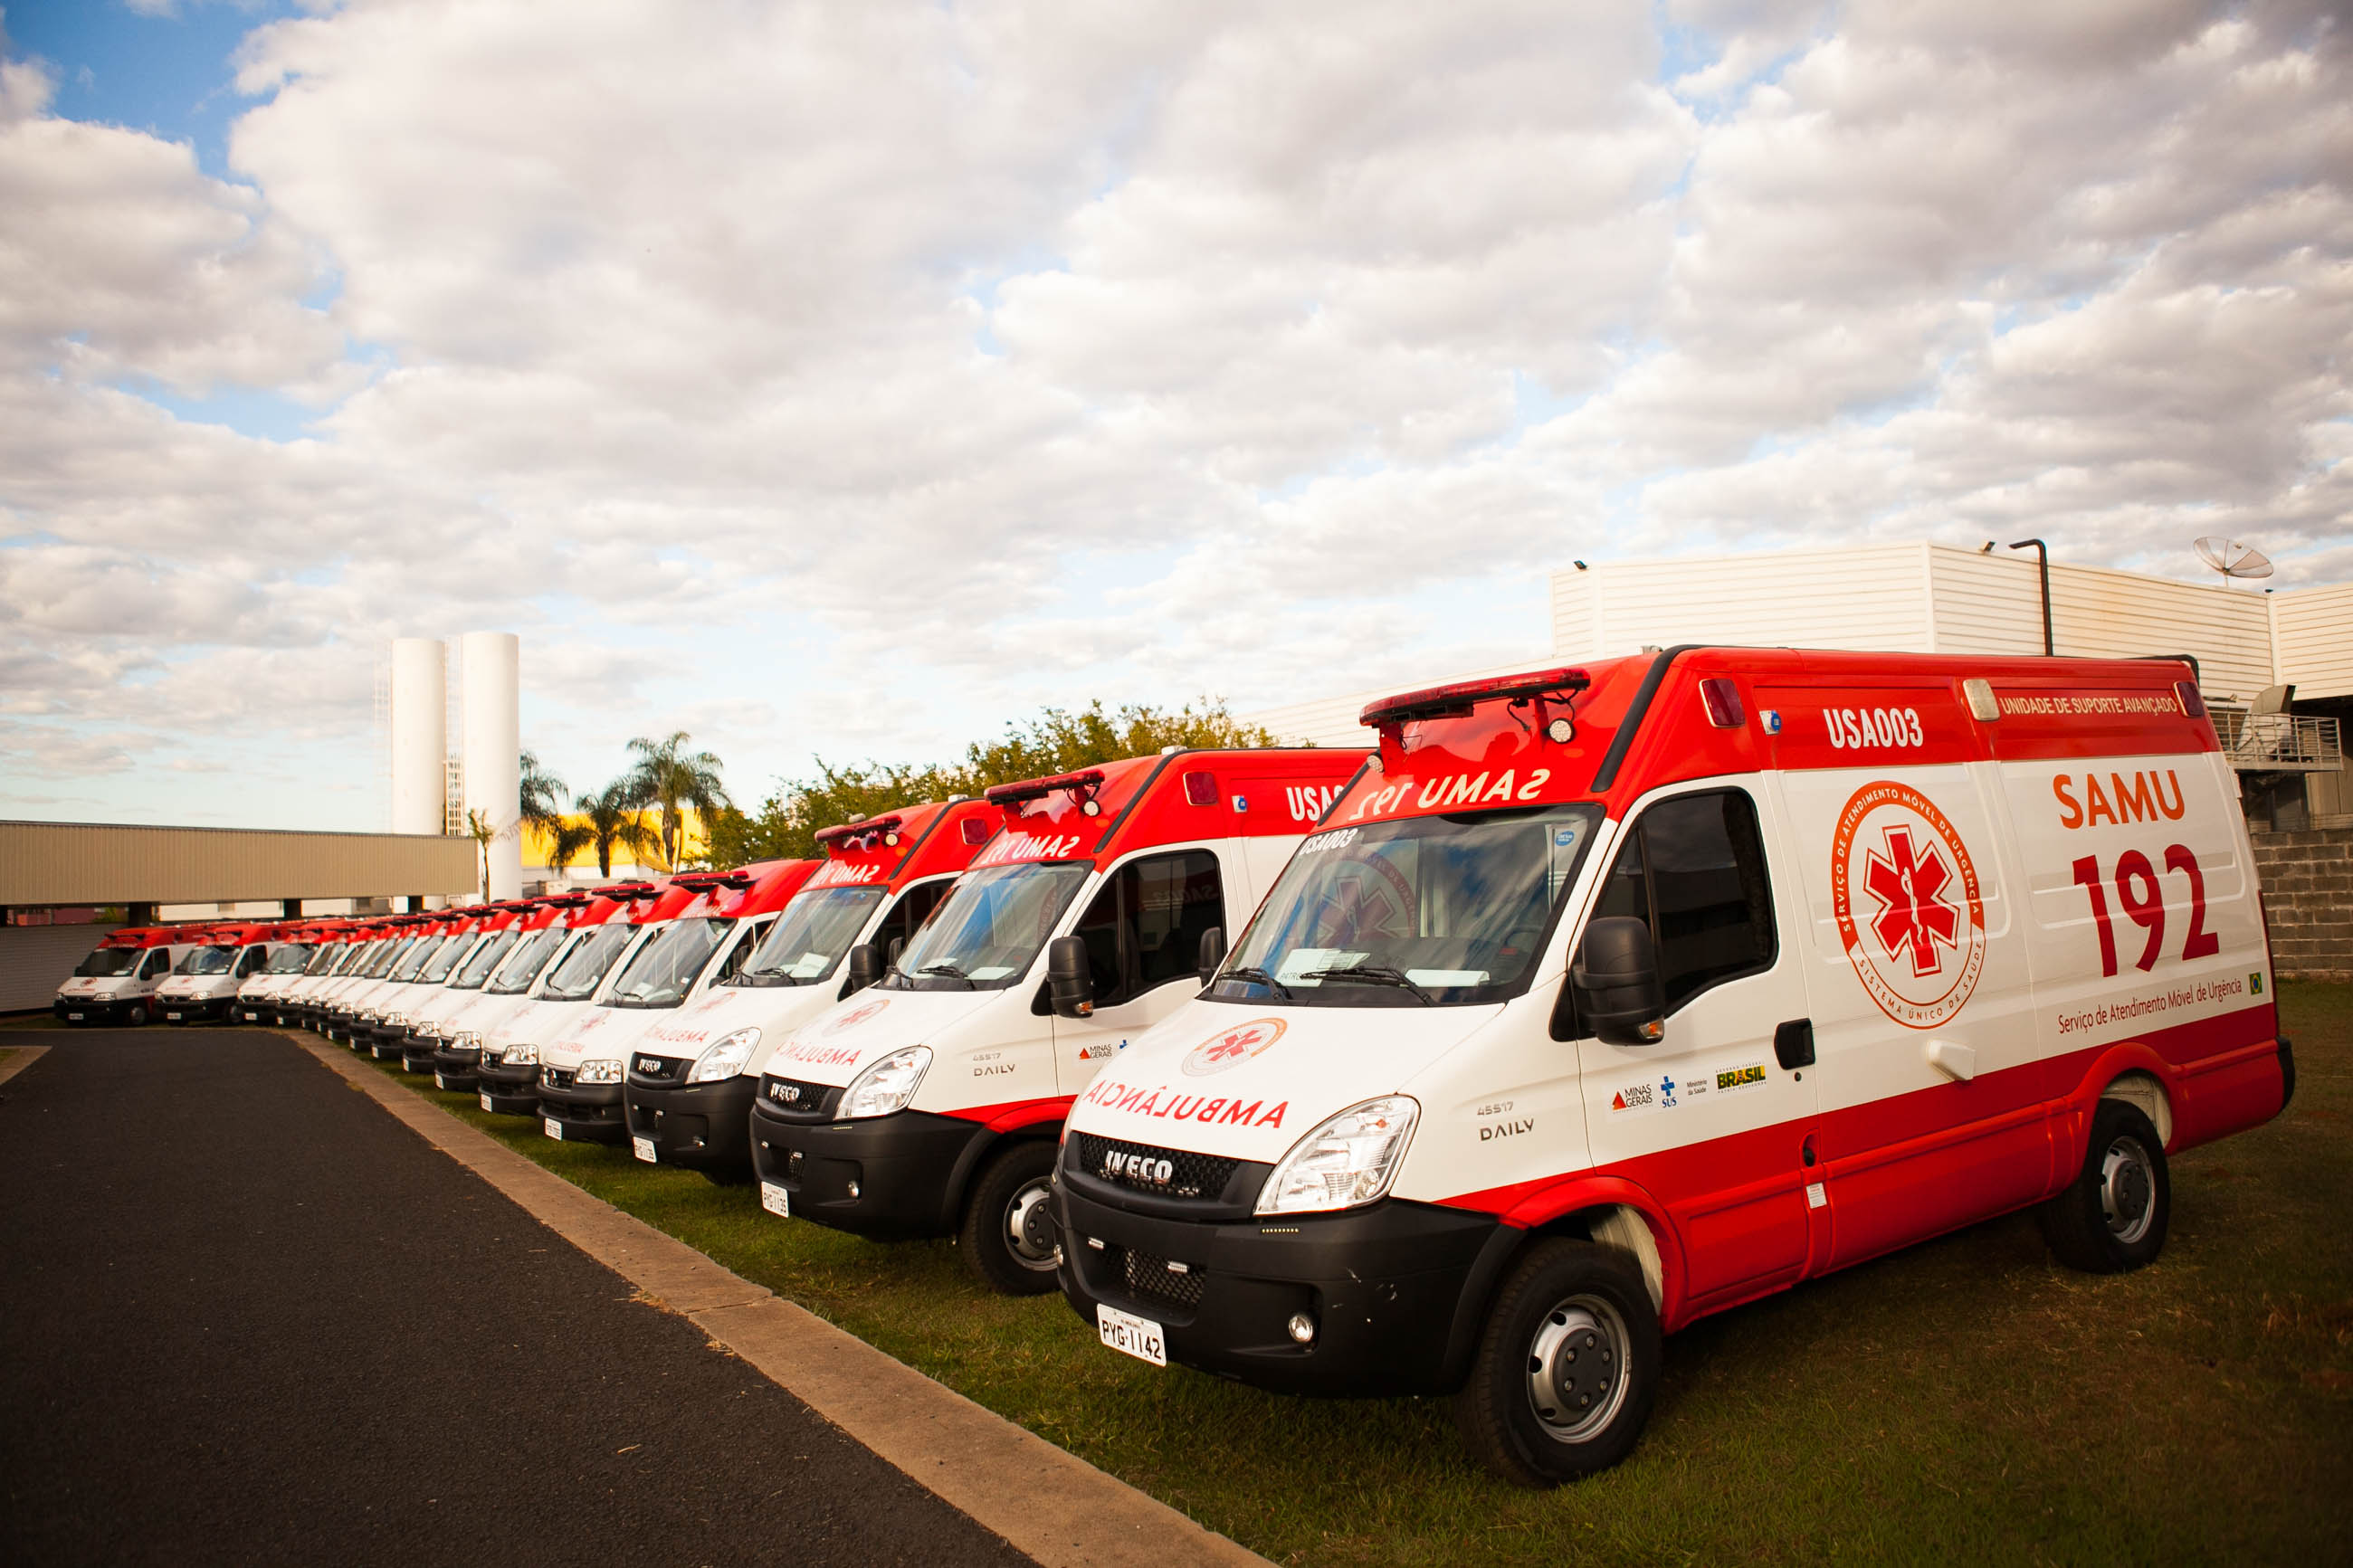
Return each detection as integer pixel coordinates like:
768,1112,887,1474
1830,780,1986,1030
1182,1017,1285,1077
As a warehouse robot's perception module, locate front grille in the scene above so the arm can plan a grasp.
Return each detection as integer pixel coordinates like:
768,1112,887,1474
758,1075,842,1118
1070,1133,1239,1202
1116,1246,1205,1312
543,1068,576,1089
630,1052,685,1084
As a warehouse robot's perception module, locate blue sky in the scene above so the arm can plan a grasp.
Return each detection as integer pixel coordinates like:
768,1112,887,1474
1,0,2346,832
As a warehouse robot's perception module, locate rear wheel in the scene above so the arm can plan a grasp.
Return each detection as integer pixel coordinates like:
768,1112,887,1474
958,1140,1062,1295
1453,1239,1660,1487
2041,1098,2169,1272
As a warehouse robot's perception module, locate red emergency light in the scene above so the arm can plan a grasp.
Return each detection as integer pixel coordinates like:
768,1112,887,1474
1359,667,1592,729
985,769,1107,816
815,815,903,850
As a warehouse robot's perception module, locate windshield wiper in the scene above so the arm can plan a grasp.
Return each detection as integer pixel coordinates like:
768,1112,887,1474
1221,965,1294,1000
1299,963,1434,1004
919,962,977,990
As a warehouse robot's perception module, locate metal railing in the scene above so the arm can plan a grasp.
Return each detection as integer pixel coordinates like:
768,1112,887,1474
2210,708,2344,773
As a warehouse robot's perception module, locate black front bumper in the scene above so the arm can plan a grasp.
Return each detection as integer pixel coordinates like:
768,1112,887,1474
626,1071,755,1174
539,1079,627,1143
52,996,137,1025
1053,1179,1504,1398
748,1103,987,1240
475,1060,542,1116
159,996,233,1024
430,1044,484,1092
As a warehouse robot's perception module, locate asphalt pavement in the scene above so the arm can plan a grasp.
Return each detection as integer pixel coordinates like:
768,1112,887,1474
0,1027,1034,1568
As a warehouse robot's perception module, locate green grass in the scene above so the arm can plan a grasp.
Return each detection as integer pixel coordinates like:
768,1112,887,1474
352,985,2353,1566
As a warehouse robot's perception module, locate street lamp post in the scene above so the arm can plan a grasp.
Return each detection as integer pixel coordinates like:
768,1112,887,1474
2009,538,2053,655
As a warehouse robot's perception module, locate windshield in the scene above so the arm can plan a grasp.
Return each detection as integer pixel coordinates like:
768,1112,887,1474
884,861,1092,992
73,946,140,977
183,945,239,975
739,887,885,986
451,930,517,988
302,944,344,975
419,934,477,984
366,938,417,979
608,918,732,1007
340,942,385,976
486,928,564,994
1215,803,1603,1008
540,924,636,1002
388,936,446,984
267,944,316,974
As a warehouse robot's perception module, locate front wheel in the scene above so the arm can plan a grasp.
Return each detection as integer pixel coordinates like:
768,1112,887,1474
1453,1239,1661,1486
958,1139,1063,1295
124,1000,150,1028
2040,1098,2170,1273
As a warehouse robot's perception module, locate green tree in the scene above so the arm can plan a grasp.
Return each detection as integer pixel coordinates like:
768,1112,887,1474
625,730,732,870
705,698,1283,865
519,749,567,838
545,820,595,882
580,782,659,878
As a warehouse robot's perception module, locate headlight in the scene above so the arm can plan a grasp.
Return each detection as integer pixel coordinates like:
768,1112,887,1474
687,1027,762,1084
383,1012,409,1030
1254,1096,1420,1216
840,1046,931,1119
576,1059,624,1086
500,1044,538,1067
452,1031,481,1051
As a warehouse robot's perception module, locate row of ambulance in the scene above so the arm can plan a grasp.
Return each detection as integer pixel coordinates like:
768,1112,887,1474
52,920,323,1027
146,651,2307,1485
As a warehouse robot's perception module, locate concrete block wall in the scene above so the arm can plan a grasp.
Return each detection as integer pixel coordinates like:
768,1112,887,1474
2249,827,2353,984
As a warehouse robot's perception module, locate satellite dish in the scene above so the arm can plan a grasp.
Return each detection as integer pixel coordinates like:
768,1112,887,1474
2194,536,2272,586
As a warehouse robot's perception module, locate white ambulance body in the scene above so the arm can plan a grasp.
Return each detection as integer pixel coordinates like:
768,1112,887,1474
318,925,429,1039
157,922,288,1024
1053,652,2291,1486
234,923,340,1025
623,800,995,1179
536,861,813,1145
347,914,482,1057
384,905,538,1069
53,927,201,1027
285,928,384,1029
409,898,586,1083
745,747,1361,1292
474,882,674,1116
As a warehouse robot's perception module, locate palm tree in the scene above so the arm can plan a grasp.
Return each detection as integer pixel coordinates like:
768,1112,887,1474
625,730,732,870
580,782,658,879
545,820,595,883
464,808,500,902
519,750,567,839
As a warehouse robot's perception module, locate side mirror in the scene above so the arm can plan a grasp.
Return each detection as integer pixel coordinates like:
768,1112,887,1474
1572,917,1665,1047
844,943,884,994
886,936,905,966
1196,926,1226,984
1046,935,1094,1019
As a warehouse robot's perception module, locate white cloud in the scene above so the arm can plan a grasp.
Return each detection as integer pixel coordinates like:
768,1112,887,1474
0,0,2346,826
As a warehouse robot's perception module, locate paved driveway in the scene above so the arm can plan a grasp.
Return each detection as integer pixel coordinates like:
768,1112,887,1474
0,1028,1033,1567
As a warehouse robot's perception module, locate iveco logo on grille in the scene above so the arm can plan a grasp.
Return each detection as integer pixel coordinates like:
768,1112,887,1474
1103,1151,1176,1185
768,1081,802,1104
635,1057,661,1074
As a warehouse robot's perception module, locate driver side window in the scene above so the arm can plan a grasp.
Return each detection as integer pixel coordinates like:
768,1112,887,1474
1592,788,1777,1013
140,950,170,980
1067,850,1224,1011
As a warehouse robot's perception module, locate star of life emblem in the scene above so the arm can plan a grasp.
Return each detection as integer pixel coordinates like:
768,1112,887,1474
1831,780,1986,1030
1182,1017,1286,1078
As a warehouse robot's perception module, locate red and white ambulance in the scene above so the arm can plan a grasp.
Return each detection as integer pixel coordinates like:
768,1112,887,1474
623,799,996,1179
1053,652,2291,1486
536,860,815,1144
410,896,589,1083
157,922,290,1023
54,926,203,1027
747,747,1361,1291
320,915,437,1041
286,922,390,1031
474,886,663,1115
354,910,493,1059
235,921,342,1025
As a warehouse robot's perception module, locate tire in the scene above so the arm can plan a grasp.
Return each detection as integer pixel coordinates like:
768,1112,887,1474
957,1139,1063,1295
124,1001,150,1028
2040,1098,2169,1273
1453,1238,1661,1487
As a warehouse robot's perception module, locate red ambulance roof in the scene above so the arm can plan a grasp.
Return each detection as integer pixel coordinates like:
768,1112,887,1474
972,748,1359,870
804,799,996,893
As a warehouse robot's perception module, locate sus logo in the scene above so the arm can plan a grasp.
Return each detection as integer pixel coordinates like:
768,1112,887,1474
822,998,890,1037
1181,1017,1286,1078
1831,780,1987,1030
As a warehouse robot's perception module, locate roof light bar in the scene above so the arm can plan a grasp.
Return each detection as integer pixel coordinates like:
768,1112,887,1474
985,769,1107,809
670,870,756,892
815,815,903,847
1359,667,1592,728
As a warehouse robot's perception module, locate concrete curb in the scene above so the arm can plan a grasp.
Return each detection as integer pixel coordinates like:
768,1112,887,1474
0,1045,50,1088
300,1040,1271,1568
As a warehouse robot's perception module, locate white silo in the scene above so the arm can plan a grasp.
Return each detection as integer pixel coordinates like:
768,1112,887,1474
461,631,522,899
389,638,447,836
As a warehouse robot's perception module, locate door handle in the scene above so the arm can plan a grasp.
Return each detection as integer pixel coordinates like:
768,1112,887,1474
1774,1018,1815,1071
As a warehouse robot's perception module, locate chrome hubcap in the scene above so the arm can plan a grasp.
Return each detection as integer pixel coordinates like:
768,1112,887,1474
1005,1179,1060,1269
2100,1135,2156,1244
1524,1293,1628,1443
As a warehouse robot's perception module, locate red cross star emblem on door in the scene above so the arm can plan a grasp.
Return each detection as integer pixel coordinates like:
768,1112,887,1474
1863,825,1959,977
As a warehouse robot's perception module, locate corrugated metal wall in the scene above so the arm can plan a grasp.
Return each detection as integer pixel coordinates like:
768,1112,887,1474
0,822,476,908
0,924,116,1012
2272,583,2353,700
1548,544,1935,658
